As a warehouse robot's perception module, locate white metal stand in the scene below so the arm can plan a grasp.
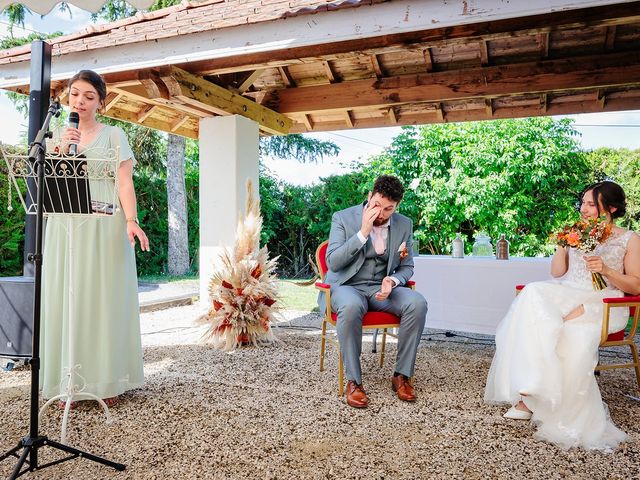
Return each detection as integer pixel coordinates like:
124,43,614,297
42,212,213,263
4,145,119,444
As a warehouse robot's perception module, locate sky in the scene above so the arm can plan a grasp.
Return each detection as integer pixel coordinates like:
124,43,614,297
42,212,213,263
2,5,640,186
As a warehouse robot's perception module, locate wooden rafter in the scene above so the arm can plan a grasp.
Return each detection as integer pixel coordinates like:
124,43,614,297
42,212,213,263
323,61,336,83
370,54,383,78
136,104,157,123
106,106,197,139
537,32,549,58
235,69,265,93
540,93,548,113
278,66,295,88
605,25,617,50
158,66,292,135
344,110,353,128
302,114,313,131
597,89,607,108
485,98,493,117
111,84,210,119
479,40,489,66
104,92,122,112
276,51,640,114
387,106,397,124
170,115,190,132
423,48,434,72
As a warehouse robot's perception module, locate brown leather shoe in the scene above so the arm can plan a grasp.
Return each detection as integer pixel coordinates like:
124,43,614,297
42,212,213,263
346,381,369,408
392,375,416,402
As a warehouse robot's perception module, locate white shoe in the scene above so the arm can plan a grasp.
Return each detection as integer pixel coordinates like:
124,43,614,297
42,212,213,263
503,405,532,420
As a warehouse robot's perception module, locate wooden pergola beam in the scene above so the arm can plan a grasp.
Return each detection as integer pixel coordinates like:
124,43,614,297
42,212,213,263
158,66,292,135
277,51,640,114
287,95,640,133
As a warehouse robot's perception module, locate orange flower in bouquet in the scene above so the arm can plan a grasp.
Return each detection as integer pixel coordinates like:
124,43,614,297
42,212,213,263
551,215,613,290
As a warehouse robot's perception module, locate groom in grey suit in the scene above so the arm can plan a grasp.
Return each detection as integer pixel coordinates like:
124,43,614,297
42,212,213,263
319,175,427,408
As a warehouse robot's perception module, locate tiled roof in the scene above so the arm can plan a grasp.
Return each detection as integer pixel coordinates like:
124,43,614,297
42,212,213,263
0,0,389,62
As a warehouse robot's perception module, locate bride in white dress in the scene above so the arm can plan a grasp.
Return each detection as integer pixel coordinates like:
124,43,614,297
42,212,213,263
484,181,640,452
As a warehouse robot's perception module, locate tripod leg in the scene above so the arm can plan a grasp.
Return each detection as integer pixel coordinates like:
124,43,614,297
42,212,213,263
10,446,31,480
44,439,125,471
0,442,24,462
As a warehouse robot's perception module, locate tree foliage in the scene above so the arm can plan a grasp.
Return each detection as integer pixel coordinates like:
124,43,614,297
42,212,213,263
586,147,640,232
1,3,69,38
361,118,591,256
260,134,340,163
0,144,26,275
91,0,180,21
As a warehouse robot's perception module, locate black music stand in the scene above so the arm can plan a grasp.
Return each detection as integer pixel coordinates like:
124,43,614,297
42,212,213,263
0,100,125,478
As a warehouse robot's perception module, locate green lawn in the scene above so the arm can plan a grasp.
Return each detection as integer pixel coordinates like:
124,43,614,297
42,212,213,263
276,279,319,312
139,275,318,312
139,274,198,284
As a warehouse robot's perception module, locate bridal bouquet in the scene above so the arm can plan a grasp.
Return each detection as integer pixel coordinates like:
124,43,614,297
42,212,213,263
551,216,613,290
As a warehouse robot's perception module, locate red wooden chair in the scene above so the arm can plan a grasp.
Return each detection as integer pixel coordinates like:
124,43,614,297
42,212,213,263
315,240,415,395
516,284,640,390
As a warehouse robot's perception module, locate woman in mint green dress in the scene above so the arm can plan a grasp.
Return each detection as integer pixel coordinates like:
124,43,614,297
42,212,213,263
41,70,149,407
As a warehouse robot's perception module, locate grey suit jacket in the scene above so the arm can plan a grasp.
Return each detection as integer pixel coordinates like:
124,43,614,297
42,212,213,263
320,203,415,304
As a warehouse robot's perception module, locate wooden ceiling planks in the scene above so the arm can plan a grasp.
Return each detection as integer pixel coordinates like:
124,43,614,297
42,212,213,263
108,4,640,135
4,2,640,137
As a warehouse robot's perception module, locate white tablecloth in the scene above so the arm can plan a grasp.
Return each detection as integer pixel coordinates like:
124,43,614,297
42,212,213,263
412,255,552,335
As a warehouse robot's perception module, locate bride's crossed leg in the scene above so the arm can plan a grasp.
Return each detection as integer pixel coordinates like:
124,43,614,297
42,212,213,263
494,282,598,419
509,303,587,414
512,304,587,415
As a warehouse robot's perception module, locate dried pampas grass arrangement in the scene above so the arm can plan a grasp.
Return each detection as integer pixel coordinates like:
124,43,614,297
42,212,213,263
199,179,279,350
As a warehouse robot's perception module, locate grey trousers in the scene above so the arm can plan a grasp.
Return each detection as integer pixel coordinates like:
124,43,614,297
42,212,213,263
330,284,427,385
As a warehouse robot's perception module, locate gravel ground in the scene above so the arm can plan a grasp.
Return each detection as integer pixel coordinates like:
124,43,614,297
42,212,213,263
1,305,639,479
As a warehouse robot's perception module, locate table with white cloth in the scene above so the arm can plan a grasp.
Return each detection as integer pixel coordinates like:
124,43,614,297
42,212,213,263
412,255,552,335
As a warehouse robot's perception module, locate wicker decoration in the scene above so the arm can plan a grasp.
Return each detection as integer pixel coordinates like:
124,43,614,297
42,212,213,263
200,180,279,350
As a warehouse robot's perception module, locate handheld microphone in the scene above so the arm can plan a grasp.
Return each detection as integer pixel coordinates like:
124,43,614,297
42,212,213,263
68,111,79,156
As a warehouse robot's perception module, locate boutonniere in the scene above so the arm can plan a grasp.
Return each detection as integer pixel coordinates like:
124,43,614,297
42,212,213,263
398,242,409,260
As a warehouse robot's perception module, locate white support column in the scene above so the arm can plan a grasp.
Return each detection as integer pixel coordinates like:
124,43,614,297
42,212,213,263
198,115,259,307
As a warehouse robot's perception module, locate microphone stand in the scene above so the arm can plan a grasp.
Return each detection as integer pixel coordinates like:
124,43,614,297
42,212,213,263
0,100,125,478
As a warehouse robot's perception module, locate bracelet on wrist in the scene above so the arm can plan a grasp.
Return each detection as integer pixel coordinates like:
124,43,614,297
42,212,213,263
126,217,139,224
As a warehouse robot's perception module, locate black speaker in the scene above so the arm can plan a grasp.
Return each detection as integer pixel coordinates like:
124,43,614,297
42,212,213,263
0,276,34,358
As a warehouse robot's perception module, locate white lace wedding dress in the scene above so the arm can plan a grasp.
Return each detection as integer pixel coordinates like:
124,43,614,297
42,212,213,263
484,230,634,452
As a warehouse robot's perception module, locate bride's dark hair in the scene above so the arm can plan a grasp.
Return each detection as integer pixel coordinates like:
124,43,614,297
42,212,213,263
581,181,626,219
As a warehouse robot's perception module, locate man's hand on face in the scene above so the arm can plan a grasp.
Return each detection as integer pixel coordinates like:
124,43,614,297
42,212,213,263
360,200,381,238
375,276,395,301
